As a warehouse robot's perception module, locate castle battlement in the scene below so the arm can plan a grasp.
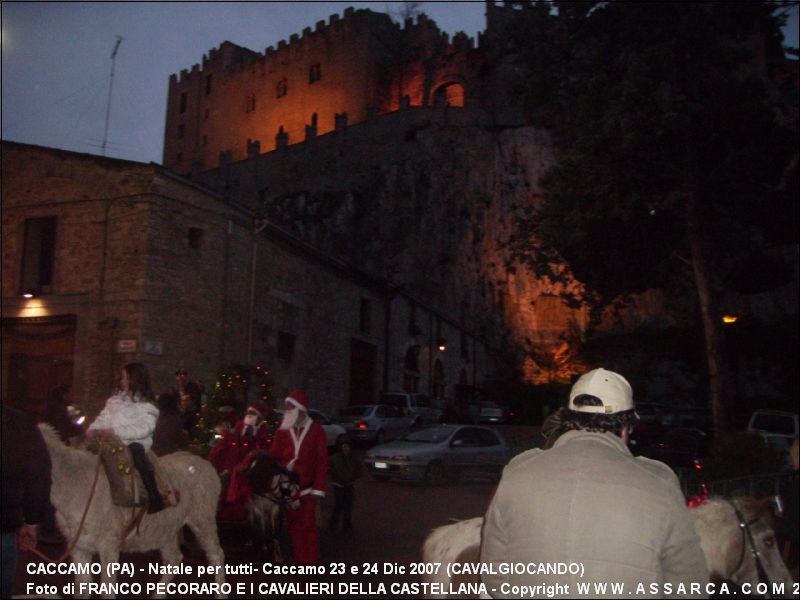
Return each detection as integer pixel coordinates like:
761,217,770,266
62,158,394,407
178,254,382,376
164,6,486,172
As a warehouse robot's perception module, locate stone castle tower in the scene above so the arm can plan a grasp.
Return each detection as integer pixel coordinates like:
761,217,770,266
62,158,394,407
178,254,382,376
165,2,588,383
163,6,486,174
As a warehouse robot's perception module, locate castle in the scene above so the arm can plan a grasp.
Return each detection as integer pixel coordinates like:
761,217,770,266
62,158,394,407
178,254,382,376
164,1,589,380
163,3,520,173
3,2,795,418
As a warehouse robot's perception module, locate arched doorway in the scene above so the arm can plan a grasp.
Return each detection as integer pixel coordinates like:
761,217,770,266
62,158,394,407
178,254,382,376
433,82,465,107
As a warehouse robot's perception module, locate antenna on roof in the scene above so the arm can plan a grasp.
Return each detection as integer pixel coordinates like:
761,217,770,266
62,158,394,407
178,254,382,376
101,36,123,157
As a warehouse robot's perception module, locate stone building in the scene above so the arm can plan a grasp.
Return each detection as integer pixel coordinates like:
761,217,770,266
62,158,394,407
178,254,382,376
1,141,494,418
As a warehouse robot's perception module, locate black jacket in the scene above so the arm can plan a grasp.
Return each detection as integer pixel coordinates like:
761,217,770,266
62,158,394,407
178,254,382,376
1,405,52,533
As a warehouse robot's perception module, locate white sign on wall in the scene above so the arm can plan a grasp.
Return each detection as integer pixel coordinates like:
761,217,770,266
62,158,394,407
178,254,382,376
116,339,137,353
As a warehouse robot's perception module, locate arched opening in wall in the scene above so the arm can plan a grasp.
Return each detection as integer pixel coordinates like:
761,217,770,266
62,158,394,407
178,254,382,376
433,82,465,108
432,359,445,400
403,345,420,393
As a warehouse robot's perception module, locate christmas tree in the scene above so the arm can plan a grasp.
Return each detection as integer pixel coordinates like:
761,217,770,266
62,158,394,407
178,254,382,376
193,363,273,451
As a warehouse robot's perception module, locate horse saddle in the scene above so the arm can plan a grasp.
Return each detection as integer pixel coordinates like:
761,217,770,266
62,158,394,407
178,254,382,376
93,437,179,509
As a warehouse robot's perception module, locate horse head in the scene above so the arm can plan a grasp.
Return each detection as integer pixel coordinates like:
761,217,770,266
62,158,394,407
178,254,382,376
693,497,794,593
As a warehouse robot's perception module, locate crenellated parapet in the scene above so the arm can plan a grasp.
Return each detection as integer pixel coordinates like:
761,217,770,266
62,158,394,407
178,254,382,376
163,7,486,172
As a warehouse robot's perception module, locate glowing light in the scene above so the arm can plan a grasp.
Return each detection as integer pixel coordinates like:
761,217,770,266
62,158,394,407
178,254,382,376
722,315,738,324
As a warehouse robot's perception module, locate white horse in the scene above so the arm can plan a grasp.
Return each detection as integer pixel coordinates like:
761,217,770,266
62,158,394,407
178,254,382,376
422,497,794,598
39,424,226,599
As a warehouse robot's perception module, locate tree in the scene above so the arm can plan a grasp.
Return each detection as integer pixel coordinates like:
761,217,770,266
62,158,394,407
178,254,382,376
507,1,797,432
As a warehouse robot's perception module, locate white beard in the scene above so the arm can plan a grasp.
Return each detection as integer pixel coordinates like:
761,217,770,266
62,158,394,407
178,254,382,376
279,409,299,430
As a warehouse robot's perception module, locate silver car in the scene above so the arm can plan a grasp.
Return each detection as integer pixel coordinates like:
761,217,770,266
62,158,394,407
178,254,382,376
335,404,414,445
364,424,511,485
273,409,346,449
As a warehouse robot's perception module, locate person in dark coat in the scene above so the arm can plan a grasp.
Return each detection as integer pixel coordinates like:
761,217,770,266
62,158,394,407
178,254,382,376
41,384,81,442
152,391,189,457
328,434,362,532
1,404,52,598
173,368,202,439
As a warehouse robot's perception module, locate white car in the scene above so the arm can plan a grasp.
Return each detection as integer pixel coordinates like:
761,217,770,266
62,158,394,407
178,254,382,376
274,409,346,449
334,404,414,445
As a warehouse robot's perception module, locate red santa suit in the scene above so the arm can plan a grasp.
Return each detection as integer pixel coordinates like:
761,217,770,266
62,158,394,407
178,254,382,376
269,390,328,565
208,405,271,522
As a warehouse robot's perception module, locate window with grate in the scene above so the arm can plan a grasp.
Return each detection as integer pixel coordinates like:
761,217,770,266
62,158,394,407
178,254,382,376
309,63,321,84
276,78,288,98
277,331,295,362
20,217,56,296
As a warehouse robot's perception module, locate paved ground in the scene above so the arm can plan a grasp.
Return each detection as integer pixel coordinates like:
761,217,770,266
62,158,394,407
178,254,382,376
13,425,540,598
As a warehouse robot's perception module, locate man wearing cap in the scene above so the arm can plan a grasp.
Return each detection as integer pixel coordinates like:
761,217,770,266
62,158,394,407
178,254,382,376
481,368,708,598
269,390,328,565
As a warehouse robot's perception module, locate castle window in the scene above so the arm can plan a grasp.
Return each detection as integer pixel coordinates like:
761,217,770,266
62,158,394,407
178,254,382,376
20,216,56,296
277,331,295,362
245,92,256,113
309,62,321,84
359,298,371,334
177,124,184,139
179,92,187,114
205,74,213,96
276,78,288,99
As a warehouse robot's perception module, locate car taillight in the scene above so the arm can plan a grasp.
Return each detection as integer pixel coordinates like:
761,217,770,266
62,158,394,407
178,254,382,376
358,422,368,429
693,459,703,471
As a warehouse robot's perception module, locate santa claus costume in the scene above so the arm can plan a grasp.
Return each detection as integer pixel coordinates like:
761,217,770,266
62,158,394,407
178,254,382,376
208,402,271,521
269,390,328,565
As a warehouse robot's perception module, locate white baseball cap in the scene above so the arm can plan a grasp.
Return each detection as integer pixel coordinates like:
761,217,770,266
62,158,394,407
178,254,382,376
568,368,634,414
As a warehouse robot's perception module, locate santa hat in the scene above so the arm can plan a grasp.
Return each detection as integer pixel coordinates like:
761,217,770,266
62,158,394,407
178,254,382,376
285,389,310,412
246,402,267,417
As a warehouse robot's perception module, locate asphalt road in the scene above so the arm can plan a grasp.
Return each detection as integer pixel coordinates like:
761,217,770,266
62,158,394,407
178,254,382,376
13,425,541,599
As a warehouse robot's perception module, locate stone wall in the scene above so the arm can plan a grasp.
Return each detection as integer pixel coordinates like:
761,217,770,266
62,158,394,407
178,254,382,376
196,106,588,381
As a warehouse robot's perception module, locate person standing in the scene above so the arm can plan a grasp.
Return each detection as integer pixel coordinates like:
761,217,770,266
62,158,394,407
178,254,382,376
1,404,52,598
41,384,81,443
87,363,164,513
328,435,362,532
174,368,202,439
481,368,708,598
151,391,189,457
269,390,328,565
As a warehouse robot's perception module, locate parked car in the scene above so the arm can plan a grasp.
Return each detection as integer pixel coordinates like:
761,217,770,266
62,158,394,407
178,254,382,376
747,410,799,457
273,409,346,449
642,427,710,473
477,401,513,424
379,392,442,425
364,424,511,485
334,404,414,445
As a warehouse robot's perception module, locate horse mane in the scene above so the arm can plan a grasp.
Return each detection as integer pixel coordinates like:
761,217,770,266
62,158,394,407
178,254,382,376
38,422,96,471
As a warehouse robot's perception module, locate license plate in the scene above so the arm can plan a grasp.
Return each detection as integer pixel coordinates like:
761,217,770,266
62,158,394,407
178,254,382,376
374,462,388,469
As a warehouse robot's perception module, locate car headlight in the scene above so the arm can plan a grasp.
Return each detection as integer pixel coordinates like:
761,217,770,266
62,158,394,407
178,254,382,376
391,455,411,461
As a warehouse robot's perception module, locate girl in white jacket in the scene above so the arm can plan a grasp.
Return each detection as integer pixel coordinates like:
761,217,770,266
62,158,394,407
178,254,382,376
88,363,164,513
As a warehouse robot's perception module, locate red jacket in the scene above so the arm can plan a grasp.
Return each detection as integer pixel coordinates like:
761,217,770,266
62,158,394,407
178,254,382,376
208,420,271,475
270,419,328,498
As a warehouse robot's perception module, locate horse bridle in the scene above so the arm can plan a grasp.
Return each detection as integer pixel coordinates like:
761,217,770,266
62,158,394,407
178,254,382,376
725,498,772,592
